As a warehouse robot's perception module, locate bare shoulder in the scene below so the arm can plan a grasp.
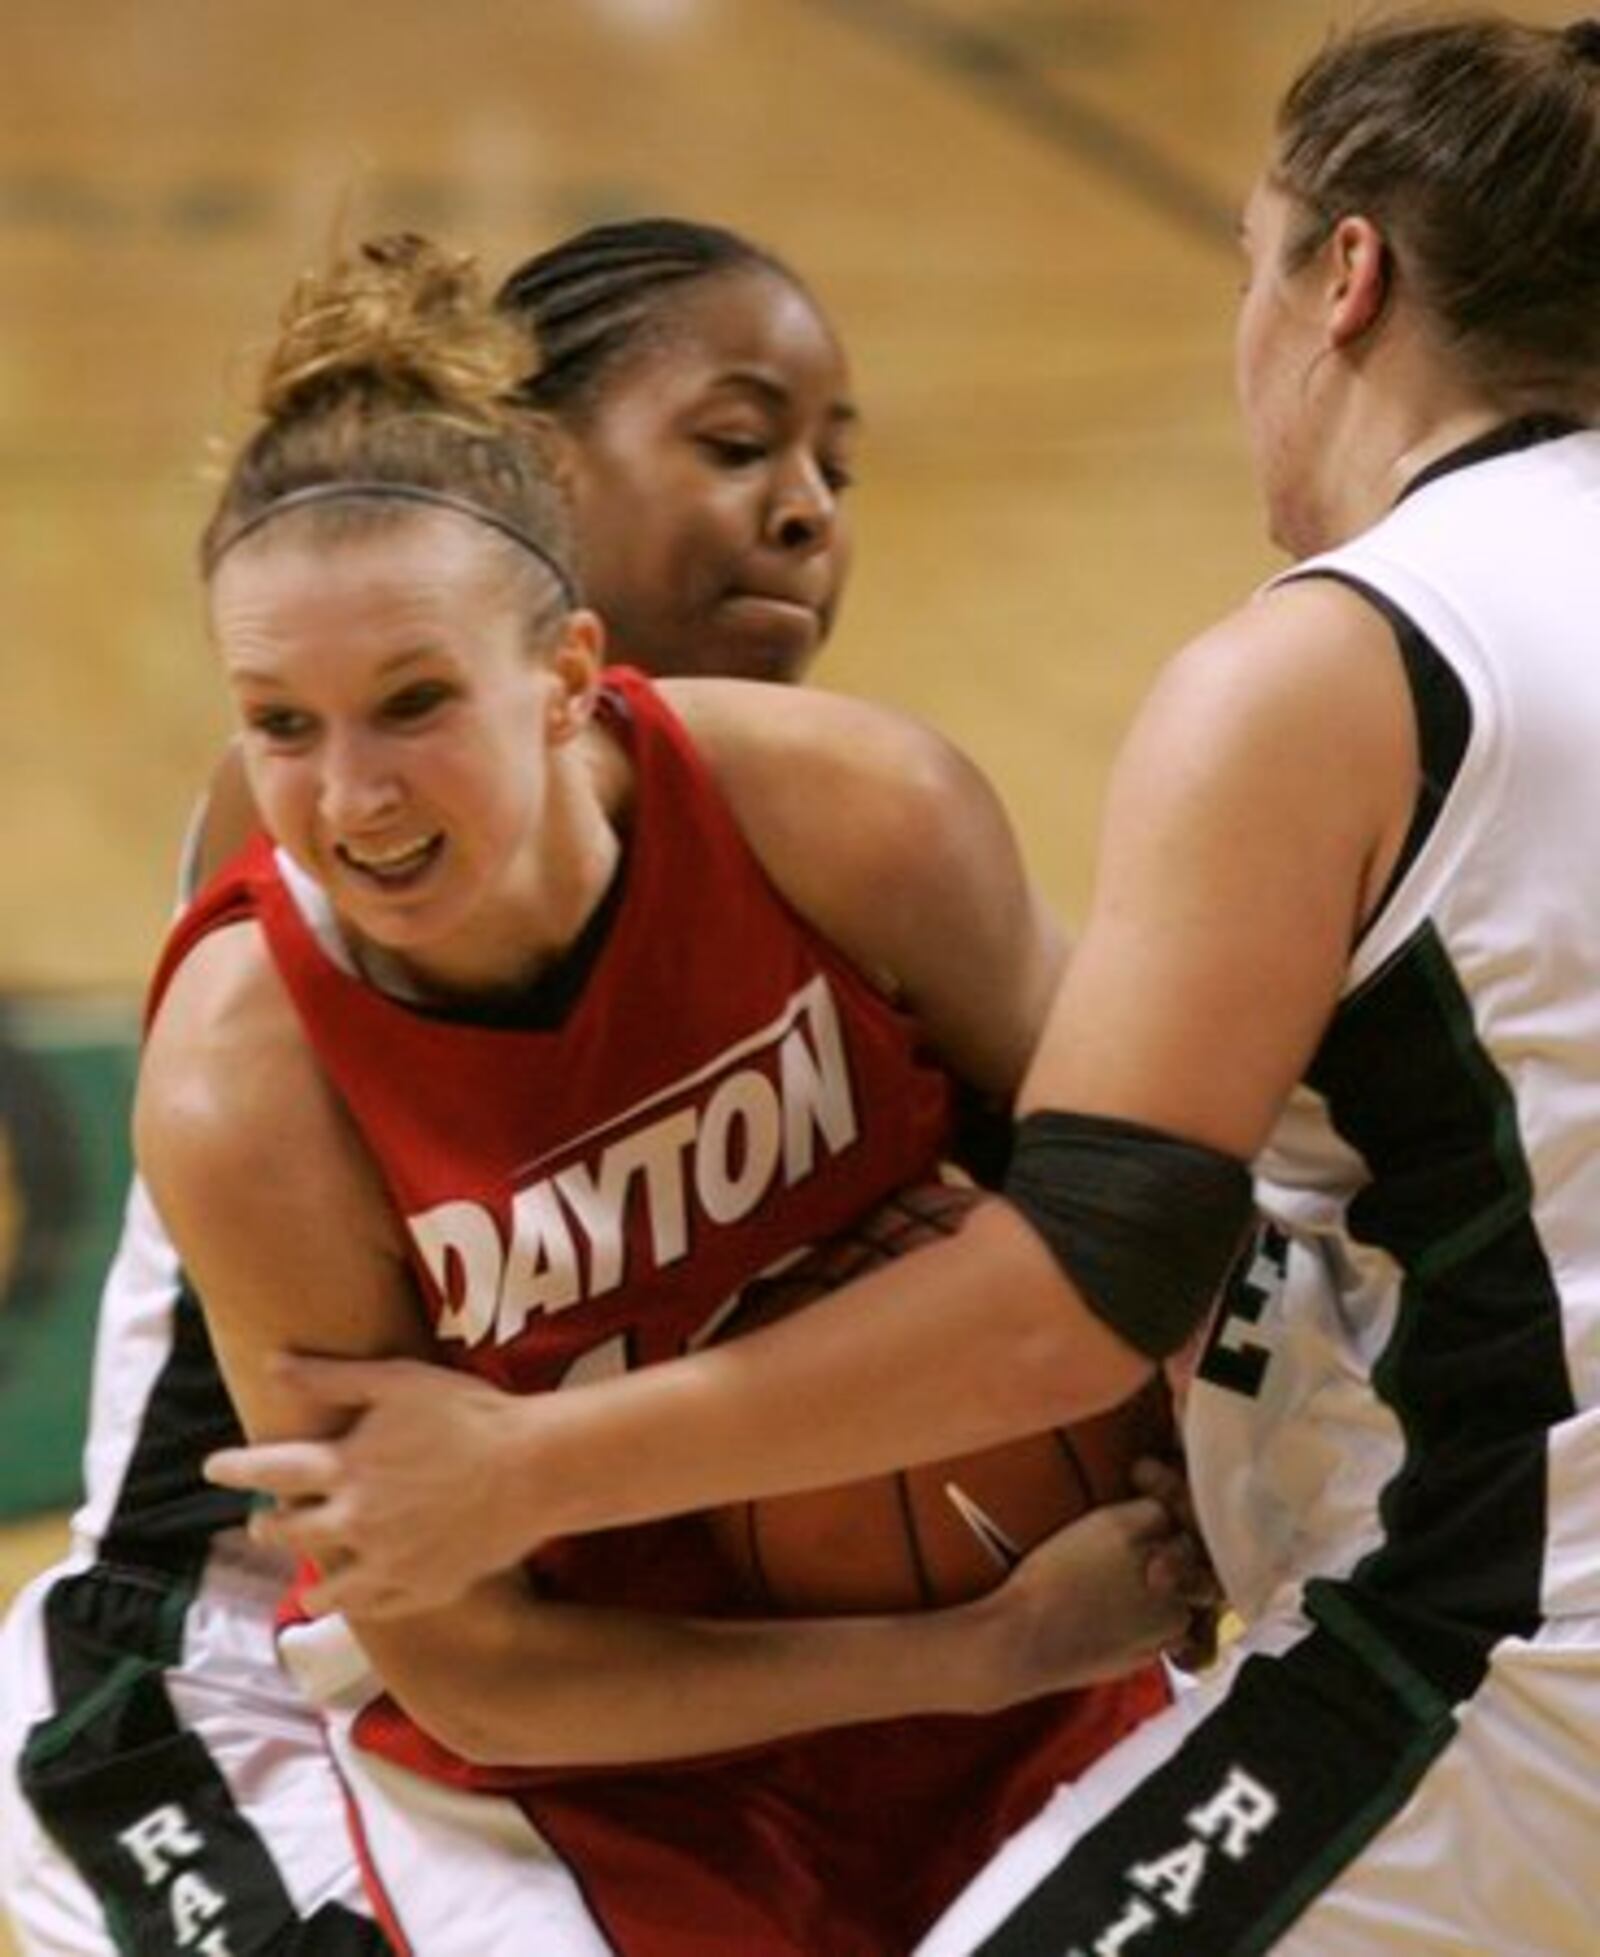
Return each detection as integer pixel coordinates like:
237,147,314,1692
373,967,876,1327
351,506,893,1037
660,677,1011,899
661,677,1059,1092
136,922,418,1437
1023,577,1419,1143
136,921,397,1259
1139,576,1413,768
140,921,317,1173
662,674,967,782
1112,576,1417,905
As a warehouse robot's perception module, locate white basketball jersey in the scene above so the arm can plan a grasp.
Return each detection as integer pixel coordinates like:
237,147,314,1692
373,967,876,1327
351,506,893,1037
1188,429,1600,1637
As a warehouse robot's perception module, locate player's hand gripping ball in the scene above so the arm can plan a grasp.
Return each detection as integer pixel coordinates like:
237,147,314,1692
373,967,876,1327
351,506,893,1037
705,1181,1175,1614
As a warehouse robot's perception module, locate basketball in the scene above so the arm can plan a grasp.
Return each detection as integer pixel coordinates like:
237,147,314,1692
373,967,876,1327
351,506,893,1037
705,1181,1175,1615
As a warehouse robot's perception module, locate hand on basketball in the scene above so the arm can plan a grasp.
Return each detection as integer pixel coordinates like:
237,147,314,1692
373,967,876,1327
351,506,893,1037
203,1353,537,1618
982,1482,1221,1700
1129,1453,1224,1671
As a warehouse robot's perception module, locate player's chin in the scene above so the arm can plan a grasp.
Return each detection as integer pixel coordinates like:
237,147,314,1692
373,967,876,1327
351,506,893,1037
708,598,827,683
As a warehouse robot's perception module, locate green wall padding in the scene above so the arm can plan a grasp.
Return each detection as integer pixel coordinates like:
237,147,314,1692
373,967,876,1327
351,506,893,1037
0,1000,139,1519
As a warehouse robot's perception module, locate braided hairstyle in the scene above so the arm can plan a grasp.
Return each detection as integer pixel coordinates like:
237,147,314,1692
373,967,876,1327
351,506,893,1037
497,218,801,420
204,234,574,634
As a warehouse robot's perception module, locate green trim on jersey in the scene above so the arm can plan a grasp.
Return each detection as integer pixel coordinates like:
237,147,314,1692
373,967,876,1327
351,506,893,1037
1307,922,1574,1700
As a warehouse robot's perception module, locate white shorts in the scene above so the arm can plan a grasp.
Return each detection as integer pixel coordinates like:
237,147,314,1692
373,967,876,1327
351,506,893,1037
323,1735,614,1957
0,1569,108,1957
916,1596,1600,1956
283,1613,610,1957
282,1604,1148,1957
0,1555,386,1956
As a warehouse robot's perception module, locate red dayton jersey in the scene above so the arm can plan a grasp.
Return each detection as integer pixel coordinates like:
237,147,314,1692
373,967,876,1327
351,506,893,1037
151,669,1165,1955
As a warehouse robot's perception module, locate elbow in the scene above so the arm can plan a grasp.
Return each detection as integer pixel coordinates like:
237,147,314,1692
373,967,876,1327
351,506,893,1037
966,1201,1157,1428
366,1627,559,1771
396,1684,581,1772
379,1656,599,1773
384,1674,514,1768
416,1702,509,1771
357,1589,615,1773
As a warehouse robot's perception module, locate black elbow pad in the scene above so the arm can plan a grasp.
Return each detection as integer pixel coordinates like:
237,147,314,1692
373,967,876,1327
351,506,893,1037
1003,1109,1254,1359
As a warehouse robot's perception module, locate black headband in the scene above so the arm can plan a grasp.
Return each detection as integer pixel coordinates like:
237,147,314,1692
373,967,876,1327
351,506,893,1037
203,480,578,603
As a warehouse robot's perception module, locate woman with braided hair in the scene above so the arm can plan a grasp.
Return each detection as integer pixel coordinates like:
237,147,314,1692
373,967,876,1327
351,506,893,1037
502,217,851,684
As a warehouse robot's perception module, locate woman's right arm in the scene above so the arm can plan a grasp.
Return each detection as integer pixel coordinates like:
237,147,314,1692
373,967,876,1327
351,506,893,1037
347,1498,1192,1769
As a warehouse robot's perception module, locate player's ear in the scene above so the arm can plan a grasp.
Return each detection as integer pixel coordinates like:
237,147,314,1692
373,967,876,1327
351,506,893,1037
1326,214,1390,347
545,608,604,744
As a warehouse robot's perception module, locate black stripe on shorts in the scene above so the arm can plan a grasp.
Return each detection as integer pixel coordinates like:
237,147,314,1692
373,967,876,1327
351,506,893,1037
972,1600,1455,1957
22,1569,389,1956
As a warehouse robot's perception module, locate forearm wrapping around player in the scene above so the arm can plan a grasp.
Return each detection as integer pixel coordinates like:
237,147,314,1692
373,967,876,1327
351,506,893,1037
229,1197,1152,1616
519,1199,1147,1533
352,1493,1198,1770
360,1579,998,1769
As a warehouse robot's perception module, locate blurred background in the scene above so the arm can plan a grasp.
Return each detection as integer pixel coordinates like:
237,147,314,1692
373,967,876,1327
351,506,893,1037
0,3,1570,1940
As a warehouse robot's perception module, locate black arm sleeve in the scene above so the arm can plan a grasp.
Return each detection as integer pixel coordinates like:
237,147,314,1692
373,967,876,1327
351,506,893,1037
1003,1108,1255,1359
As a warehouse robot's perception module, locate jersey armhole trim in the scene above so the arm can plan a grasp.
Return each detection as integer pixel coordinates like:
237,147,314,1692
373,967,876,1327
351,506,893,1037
1281,568,1473,953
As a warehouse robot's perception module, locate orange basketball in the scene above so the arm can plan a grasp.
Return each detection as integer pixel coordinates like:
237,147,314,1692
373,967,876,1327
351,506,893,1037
705,1181,1175,1614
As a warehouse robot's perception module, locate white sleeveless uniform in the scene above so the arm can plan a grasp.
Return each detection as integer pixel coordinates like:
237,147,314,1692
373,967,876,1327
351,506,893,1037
0,828,384,1956
919,426,1600,1956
